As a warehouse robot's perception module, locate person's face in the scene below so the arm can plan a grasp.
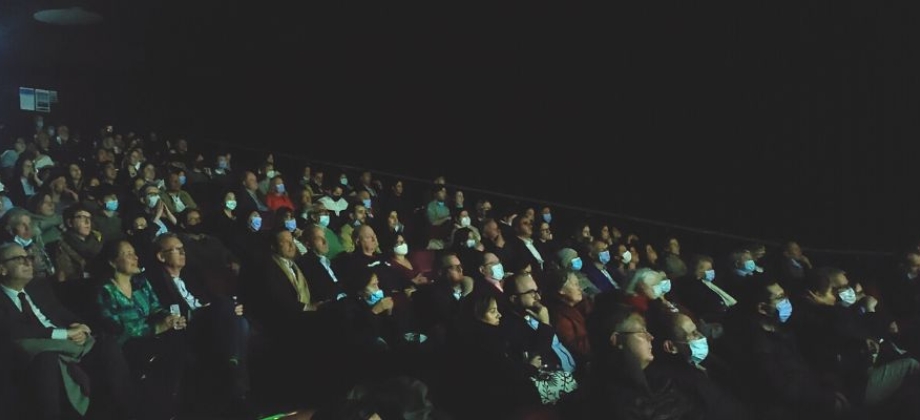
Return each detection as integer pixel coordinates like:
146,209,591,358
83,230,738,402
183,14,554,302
435,188,447,202
454,190,464,203
517,217,533,238
362,274,381,299
300,190,312,206
513,276,541,310
523,208,535,219
167,174,181,190
69,210,92,237
39,194,54,216
444,255,464,283
737,251,753,268
275,231,297,259
360,172,372,185
786,242,802,259
113,242,140,275
560,272,583,305
591,241,608,259
482,221,499,240
617,314,655,369
387,211,399,229
0,245,34,282
302,166,311,179
224,192,236,204
830,272,850,293
68,164,82,181
177,139,188,153
132,217,148,232
581,225,592,239
13,139,25,153
599,226,610,241
186,211,202,227
480,253,501,280
104,164,117,180
129,150,142,165
144,187,160,206
243,173,258,190
457,210,469,222
50,176,66,194
353,206,367,223
538,223,552,241
311,206,329,223
158,236,186,270
309,227,329,255
759,283,788,319
673,314,704,358
392,181,403,196
668,238,680,255
696,260,713,279
907,254,920,276
480,298,502,326
331,187,343,200
22,160,34,176
478,201,492,218
357,226,378,254
395,234,407,247
752,248,766,261
313,172,324,184
142,164,156,181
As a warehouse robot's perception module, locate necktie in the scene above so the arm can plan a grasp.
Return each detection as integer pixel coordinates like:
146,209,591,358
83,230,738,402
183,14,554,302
18,292,42,326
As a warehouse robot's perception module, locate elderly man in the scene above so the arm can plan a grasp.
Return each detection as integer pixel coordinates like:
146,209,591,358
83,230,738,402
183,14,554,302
3,209,54,280
0,243,134,419
298,225,347,303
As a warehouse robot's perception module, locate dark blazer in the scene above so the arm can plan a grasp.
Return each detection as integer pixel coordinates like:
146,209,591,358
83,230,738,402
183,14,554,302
503,236,546,276
297,252,345,303
582,262,623,294
146,265,215,318
0,278,80,340
501,310,563,371
236,187,268,221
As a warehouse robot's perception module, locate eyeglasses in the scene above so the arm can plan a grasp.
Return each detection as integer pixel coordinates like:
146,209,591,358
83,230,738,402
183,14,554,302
162,247,186,255
514,289,540,297
2,255,35,265
616,330,654,340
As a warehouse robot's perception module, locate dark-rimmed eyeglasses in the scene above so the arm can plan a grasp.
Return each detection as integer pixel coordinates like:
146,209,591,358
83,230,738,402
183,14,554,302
2,255,35,265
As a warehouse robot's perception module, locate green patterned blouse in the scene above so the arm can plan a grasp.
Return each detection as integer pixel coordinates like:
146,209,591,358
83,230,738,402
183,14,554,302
97,276,166,345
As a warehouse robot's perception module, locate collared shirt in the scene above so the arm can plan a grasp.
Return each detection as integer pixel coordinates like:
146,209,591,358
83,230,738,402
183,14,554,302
524,315,576,373
1,284,67,339
318,255,339,283
169,193,187,213
522,238,544,269
172,276,203,311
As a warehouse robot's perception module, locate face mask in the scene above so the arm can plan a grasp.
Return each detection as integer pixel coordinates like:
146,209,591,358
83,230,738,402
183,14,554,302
490,263,505,280
776,298,793,323
105,200,119,212
598,250,611,265
340,177,348,186
217,160,228,169
703,269,716,282
460,216,471,227
659,279,672,294
366,289,384,306
284,219,297,232
621,250,633,265
465,238,477,248
250,217,262,231
266,170,277,179
47,127,55,136
838,287,857,307
179,175,187,186
362,199,372,209
318,214,330,227
743,259,757,273
14,236,32,248
652,280,670,299
225,200,237,210
570,257,583,271
542,213,552,224
437,201,445,207
687,337,709,364
146,195,160,208
394,243,409,256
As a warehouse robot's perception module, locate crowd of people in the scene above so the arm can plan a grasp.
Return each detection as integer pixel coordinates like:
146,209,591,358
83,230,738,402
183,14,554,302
2,117,920,420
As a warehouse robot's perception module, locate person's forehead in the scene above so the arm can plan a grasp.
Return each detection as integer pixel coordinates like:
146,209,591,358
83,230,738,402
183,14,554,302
163,237,182,248
73,210,92,218
483,254,499,264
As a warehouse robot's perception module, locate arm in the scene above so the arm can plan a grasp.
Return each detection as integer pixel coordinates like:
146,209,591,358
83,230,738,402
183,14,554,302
552,312,590,357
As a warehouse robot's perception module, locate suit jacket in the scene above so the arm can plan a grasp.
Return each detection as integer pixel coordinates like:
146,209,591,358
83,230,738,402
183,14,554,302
582,262,623,294
247,254,317,339
0,278,80,341
501,310,562,371
503,236,545,275
147,265,215,318
297,252,345,303
236,187,267,219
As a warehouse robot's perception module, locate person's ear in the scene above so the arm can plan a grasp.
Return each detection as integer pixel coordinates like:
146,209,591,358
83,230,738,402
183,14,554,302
663,340,679,355
155,251,166,263
757,302,770,316
609,332,622,349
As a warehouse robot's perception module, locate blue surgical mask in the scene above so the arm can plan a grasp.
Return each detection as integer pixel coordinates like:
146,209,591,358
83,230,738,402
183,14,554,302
776,298,793,323
284,219,297,232
225,200,237,210
652,280,670,299
366,289,384,306
542,213,552,224
14,236,32,248
659,279,672,294
318,214,330,227
179,175,187,186
217,160,228,169
838,287,857,307
688,337,709,364
275,183,286,194
266,170,277,179
105,200,119,212
490,263,505,280
743,259,757,273
146,194,160,208
703,269,715,282
621,250,633,265
570,257,583,271
362,199,372,209
598,250,611,265
250,217,262,231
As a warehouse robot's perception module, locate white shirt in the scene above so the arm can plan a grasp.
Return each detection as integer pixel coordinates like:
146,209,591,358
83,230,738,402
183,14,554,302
521,238,544,270
319,255,339,283
1,284,67,339
172,276,204,311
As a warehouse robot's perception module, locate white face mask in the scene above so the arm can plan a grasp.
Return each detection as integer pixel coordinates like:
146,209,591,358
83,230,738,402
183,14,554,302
265,170,277,179
393,243,409,256
465,238,477,248
838,287,857,307
653,279,671,298
460,216,471,228
621,250,632,265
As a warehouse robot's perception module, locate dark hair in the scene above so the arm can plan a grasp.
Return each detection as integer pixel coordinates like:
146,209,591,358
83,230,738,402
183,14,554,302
469,293,497,322
63,203,92,222
807,267,844,294
345,266,378,297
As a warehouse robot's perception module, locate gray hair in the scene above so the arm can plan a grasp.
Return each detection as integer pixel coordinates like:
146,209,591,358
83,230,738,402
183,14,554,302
625,268,662,294
3,208,30,233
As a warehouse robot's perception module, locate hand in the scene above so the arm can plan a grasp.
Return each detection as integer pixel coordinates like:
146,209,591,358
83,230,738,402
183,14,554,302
64,189,79,201
66,326,88,345
234,304,244,316
890,321,900,335
529,355,543,369
863,296,879,313
69,323,91,335
866,338,881,356
806,289,835,306
404,286,416,298
154,200,165,220
411,274,429,285
372,297,394,315
527,303,550,325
